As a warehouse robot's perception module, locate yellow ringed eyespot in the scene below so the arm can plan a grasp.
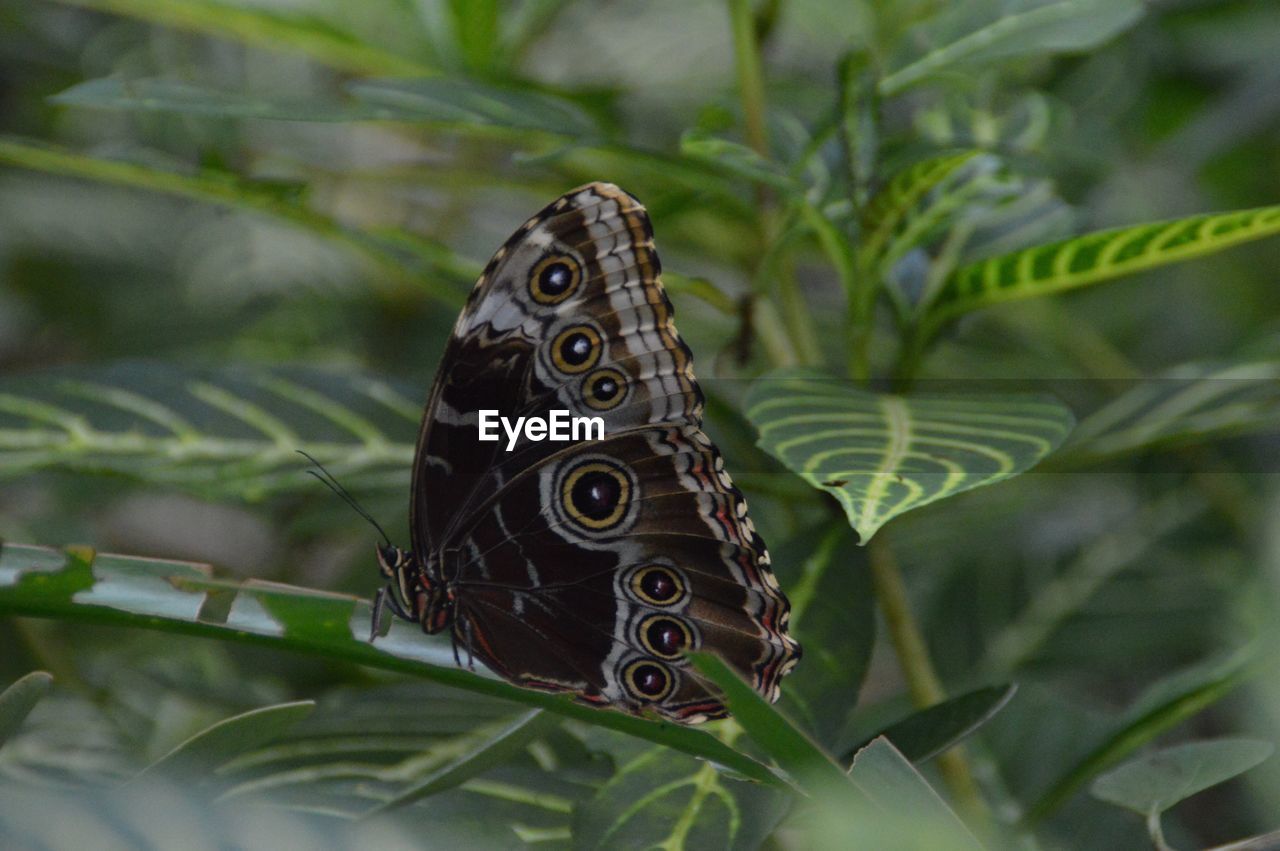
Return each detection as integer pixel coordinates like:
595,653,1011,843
623,658,674,701
561,461,631,530
550,325,602,374
529,254,581,304
582,367,627,410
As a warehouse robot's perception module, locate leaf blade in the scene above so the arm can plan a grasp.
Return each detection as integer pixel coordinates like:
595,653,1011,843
844,684,1017,765
136,701,316,780
1027,647,1257,822
363,709,558,817
746,371,1075,542
1090,738,1274,816
880,0,1144,97
925,205,1280,335
0,542,782,787
0,672,54,750
846,737,984,849
688,653,850,797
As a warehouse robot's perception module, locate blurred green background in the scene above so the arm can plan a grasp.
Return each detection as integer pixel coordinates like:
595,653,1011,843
1,1,1279,848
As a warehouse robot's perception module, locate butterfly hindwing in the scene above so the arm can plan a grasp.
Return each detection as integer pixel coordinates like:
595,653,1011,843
451,426,797,722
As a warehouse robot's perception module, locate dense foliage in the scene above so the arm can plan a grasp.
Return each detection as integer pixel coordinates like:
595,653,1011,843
2,1,1279,848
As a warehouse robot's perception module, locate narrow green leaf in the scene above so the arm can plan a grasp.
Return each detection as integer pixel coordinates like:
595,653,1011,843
0,543,781,787
447,0,501,73
1027,647,1257,822
52,79,392,122
1065,360,1280,462
136,701,316,780
679,131,799,191
46,0,432,76
0,779,432,847
0,137,475,300
844,684,1017,765
0,672,54,750
746,370,1074,543
347,78,600,139
364,709,557,817
1091,738,1274,816
924,204,1280,336
688,653,851,797
880,0,1144,97
845,738,984,849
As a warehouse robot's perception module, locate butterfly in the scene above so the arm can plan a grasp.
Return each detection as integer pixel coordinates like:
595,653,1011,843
372,182,800,723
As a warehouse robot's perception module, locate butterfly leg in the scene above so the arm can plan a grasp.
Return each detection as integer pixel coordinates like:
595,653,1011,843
370,586,388,643
465,620,476,671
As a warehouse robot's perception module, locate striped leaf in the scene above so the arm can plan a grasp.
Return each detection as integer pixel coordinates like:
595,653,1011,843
860,150,982,261
573,739,788,851
745,371,1075,543
0,363,418,500
923,204,1280,336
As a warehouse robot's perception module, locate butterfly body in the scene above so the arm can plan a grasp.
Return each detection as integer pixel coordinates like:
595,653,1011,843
377,183,799,723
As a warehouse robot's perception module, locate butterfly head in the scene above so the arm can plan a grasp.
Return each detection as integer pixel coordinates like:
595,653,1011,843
374,544,454,636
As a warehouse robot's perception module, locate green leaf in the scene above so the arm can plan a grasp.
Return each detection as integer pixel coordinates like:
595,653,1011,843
860,150,983,261
0,779,432,848
774,526,876,749
136,701,315,780
844,684,1017,765
844,738,984,849
46,0,432,76
52,78,393,122
0,137,475,300
688,653,851,798
745,370,1075,543
0,363,418,500
572,740,788,851
0,542,781,788
978,491,1208,676
346,78,601,139
0,672,54,750
880,0,1144,97
924,204,1280,337
1027,647,1257,822
364,709,558,817
1091,738,1274,816
209,682,583,830
679,131,799,191
1065,360,1280,461
446,0,501,73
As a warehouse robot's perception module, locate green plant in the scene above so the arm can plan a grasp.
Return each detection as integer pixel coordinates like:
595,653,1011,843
2,0,1279,847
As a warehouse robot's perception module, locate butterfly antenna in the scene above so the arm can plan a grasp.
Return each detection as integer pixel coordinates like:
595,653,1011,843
297,450,392,548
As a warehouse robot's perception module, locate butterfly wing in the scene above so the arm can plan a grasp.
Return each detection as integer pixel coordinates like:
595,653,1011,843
412,182,799,721
449,425,799,722
411,183,699,557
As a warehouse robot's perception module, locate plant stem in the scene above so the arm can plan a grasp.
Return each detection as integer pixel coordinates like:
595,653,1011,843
727,0,770,167
868,534,991,831
727,0,822,368
1147,809,1177,851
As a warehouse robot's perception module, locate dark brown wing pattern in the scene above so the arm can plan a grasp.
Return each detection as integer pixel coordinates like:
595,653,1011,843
403,182,799,723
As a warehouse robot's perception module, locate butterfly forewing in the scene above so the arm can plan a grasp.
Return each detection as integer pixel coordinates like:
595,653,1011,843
405,182,799,722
